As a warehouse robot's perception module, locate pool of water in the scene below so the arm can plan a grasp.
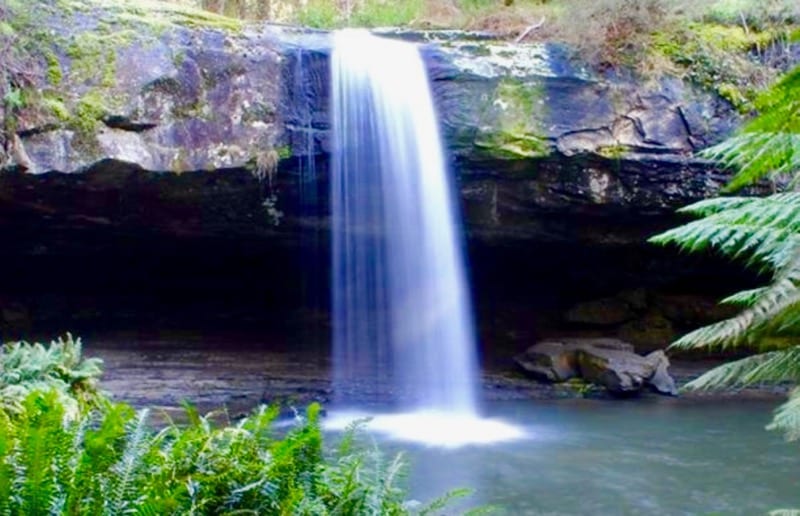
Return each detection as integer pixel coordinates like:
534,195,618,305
335,399,800,515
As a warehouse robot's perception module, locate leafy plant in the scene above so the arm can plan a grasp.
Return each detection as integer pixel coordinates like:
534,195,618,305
0,390,437,515
703,66,800,191
650,65,800,439
0,334,104,419
0,336,468,514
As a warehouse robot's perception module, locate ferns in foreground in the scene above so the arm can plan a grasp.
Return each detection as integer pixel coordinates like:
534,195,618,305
650,65,800,439
0,337,464,515
0,388,448,515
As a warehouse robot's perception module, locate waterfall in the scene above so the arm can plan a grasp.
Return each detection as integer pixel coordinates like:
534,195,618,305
331,29,478,414
329,30,523,447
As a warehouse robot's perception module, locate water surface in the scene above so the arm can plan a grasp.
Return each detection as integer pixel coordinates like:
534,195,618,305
352,399,800,515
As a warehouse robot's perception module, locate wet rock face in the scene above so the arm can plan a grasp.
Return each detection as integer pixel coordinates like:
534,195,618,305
0,11,763,344
19,25,288,174
2,9,748,247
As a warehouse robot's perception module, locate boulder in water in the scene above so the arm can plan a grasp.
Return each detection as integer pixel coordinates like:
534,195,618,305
515,337,677,396
514,337,633,381
514,340,580,381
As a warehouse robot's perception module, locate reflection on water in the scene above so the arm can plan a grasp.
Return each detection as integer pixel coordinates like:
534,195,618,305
329,399,800,515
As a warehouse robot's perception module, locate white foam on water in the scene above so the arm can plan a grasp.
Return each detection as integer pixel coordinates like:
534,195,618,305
325,410,527,448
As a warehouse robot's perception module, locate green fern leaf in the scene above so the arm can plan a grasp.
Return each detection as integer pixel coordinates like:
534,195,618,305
106,408,150,514
767,387,800,440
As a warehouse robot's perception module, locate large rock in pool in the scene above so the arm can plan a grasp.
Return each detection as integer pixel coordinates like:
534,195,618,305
514,337,634,382
515,338,677,396
577,347,677,396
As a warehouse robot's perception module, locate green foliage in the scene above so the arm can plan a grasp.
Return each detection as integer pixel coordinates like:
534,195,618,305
651,22,777,111
296,0,424,29
0,389,433,515
0,336,446,515
0,334,104,419
703,67,800,191
650,65,800,440
348,0,424,28
296,0,340,28
3,88,25,111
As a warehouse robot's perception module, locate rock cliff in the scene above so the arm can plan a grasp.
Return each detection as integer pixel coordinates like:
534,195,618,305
0,2,745,247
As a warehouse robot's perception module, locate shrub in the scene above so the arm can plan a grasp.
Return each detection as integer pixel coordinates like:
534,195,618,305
0,334,104,419
0,390,435,515
0,337,464,514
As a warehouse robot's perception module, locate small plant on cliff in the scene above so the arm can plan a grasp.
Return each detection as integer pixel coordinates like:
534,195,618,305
650,65,800,439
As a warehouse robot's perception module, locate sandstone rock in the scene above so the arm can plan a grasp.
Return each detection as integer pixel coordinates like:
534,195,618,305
514,340,579,382
564,297,636,325
517,337,677,396
514,337,634,382
576,346,654,395
645,350,678,396
2,2,767,249
572,338,633,351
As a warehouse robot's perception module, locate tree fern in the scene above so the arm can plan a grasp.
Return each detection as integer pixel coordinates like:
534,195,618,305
767,387,800,440
651,65,800,440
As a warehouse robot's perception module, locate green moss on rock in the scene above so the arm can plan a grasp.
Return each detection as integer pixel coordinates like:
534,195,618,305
475,78,551,160
475,132,549,159
42,93,71,121
652,22,783,111
44,51,63,86
72,90,107,134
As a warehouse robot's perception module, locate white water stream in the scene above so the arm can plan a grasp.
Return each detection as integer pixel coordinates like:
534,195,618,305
330,29,522,446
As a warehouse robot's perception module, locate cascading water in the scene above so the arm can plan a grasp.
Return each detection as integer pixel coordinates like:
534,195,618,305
330,29,522,446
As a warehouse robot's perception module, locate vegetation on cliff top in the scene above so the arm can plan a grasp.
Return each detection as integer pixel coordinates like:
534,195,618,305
176,0,799,93
0,0,796,169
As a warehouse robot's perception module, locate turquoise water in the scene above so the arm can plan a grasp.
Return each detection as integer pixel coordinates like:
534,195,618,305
356,399,800,515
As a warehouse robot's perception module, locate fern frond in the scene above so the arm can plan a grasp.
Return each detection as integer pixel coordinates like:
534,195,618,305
106,408,151,514
685,348,800,391
671,274,800,351
720,287,769,306
18,391,72,516
706,133,800,192
0,412,14,516
0,335,104,418
767,387,800,440
650,194,800,272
